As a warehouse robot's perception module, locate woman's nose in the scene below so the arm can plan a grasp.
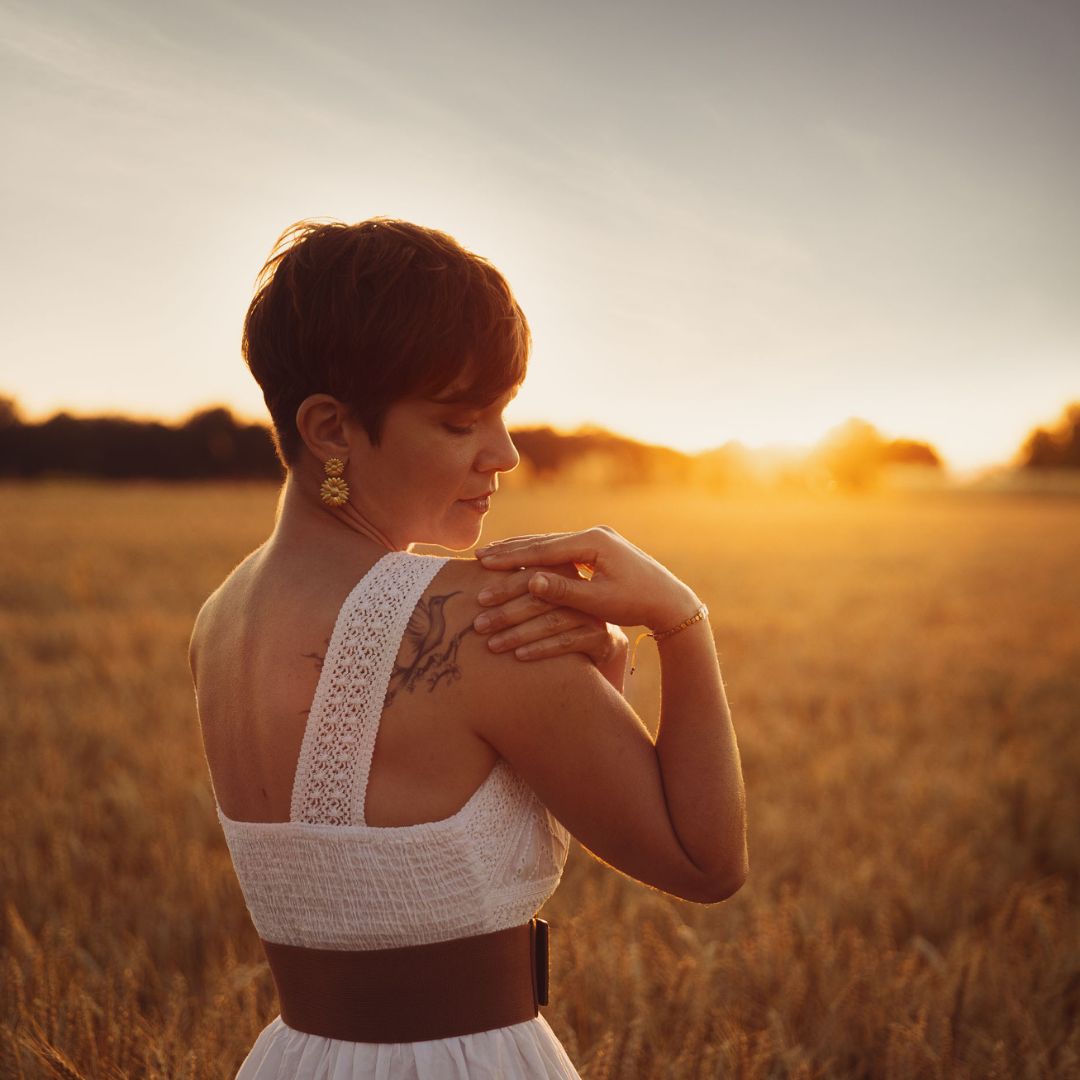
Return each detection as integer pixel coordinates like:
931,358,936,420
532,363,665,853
479,423,520,474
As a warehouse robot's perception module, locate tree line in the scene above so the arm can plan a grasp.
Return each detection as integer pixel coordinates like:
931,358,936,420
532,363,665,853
1,394,1076,489
0,402,280,480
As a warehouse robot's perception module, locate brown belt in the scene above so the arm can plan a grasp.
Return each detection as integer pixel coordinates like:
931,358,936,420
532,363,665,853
260,918,550,1043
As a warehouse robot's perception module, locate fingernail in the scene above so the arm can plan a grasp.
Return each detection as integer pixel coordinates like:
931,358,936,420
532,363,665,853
475,546,491,555
477,589,494,604
531,574,549,594
515,645,536,659
474,613,491,631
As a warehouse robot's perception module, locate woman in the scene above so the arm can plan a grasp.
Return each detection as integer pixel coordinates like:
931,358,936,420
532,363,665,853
189,217,747,1079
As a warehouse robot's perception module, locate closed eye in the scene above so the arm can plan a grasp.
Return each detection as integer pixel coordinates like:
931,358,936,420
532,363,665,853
443,422,477,436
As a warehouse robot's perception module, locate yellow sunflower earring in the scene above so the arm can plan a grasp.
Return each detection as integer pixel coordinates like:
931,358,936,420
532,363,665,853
320,457,350,507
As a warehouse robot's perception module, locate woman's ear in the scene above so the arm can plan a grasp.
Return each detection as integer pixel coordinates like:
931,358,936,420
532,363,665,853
295,394,355,461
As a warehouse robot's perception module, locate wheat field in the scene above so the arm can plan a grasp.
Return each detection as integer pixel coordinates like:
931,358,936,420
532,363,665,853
1,481,1078,1079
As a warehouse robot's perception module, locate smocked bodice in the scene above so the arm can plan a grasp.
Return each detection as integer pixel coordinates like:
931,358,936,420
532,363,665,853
216,551,570,951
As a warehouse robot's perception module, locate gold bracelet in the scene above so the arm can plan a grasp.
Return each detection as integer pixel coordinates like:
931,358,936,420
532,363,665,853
629,603,709,675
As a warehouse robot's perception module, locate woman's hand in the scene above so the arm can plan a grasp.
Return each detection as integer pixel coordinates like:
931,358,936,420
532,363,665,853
472,561,630,692
474,526,701,632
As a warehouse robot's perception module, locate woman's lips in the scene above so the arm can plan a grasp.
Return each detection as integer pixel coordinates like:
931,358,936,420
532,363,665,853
460,495,491,513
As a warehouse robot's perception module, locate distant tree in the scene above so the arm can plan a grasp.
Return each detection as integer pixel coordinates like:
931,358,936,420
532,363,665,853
176,407,280,478
809,420,945,491
691,442,757,492
882,438,943,468
1018,402,1080,468
813,418,888,491
0,395,22,429
508,427,567,479
509,425,692,487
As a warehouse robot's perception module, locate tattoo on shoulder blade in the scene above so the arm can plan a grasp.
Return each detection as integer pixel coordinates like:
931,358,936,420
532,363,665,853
385,591,473,707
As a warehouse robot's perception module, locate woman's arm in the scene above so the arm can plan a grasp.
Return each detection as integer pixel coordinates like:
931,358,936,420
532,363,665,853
465,527,747,900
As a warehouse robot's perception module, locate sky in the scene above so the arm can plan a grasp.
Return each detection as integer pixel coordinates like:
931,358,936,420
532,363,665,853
2,0,1078,476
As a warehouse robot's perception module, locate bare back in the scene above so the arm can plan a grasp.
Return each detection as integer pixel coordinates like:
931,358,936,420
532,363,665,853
190,546,504,827
193,536,742,905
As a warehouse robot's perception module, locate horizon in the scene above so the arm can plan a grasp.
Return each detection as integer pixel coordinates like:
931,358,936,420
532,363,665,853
8,389,1073,481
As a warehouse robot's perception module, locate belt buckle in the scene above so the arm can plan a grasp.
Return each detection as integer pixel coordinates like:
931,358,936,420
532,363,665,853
531,917,549,1007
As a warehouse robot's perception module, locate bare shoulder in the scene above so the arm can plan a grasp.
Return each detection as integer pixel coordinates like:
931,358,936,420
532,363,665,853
425,555,514,624
188,585,220,678
427,555,593,661
188,547,262,677
427,555,627,755
399,555,595,709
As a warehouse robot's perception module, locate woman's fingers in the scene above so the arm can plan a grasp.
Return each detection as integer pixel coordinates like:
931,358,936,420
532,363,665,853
476,524,692,631
477,530,605,571
473,590,556,636
475,532,569,552
483,606,604,653
477,563,585,607
525,568,609,618
509,621,608,661
477,531,570,557
476,566,533,607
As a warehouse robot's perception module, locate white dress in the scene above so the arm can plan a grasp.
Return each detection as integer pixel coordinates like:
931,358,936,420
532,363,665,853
215,550,581,1079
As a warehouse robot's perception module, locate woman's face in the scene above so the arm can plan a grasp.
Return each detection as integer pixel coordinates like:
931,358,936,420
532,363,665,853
349,384,521,551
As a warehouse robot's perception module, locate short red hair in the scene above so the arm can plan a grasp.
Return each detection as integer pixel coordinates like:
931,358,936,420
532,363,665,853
242,218,530,466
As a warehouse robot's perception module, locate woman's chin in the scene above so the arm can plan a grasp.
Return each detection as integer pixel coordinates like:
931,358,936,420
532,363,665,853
445,529,484,552
423,518,484,553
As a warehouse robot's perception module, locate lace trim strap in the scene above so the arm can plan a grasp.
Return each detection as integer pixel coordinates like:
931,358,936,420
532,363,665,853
289,552,450,826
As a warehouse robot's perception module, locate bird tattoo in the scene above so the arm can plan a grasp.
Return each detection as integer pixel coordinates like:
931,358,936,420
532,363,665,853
384,591,473,707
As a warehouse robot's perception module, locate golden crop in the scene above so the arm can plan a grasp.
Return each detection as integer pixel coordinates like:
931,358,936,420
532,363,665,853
2,482,1078,1078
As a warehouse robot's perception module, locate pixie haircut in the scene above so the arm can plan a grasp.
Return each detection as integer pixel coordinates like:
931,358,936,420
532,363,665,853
242,218,530,466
